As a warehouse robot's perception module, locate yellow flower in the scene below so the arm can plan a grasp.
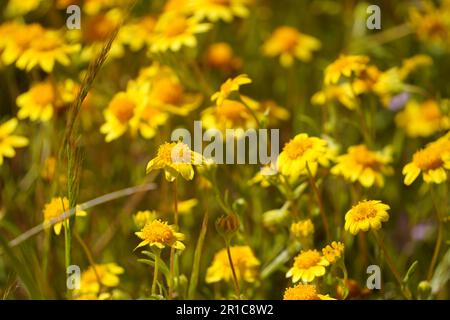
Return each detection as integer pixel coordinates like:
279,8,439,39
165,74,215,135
16,80,77,122
135,219,185,250
205,42,242,71
277,133,333,180
146,141,205,182
0,118,29,166
74,263,124,299
43,197,87,235
133,210,157,229
331,144,393,188
190,0,250,22
287,249,329,283
396,100,449,138
324,55,369,85
263,26,321,67
206,246,260,283
16,30,80,73
120,16,156,51
178,198,199,215
290,219,314,239
144,64,202,116
312,83,357,110
100,89,140,142
322,241,344,264
402,133,450,185
283,284,335,300
344,200,390,235
409,1,450,49
201,99,257,134
211,74,252,107
0,22,44,66
351,65,382,95
150,12,211,52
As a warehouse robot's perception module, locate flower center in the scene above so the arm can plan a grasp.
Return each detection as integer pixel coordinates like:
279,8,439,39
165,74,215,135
353,202,377,221
216,100,248,122
31,83,55,106
142,221,175,244
413,147,443,170
275,27,299,51
283,138,313,160
109,96,135,123
84,15,117,43
285,284,318,300
351,145,380,168
150,77,184,104
422,101,441,121
294,250,321,269
164,16,189,37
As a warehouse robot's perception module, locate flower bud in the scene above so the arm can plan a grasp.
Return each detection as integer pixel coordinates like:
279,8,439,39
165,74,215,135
216,213,240,239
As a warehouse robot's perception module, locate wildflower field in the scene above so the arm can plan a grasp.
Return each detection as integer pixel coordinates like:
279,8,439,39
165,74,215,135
0,0,450,301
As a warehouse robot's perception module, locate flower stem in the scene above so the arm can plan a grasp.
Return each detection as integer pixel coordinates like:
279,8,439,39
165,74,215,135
152,250,160,296
306,163,330,241
428,186,444,280
225,240,241,299
169,180,179,299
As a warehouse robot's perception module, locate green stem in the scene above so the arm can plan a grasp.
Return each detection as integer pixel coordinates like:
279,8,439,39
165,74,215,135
225,240,241,299
428,186,445,280
306,163,330,241
152,250,160,296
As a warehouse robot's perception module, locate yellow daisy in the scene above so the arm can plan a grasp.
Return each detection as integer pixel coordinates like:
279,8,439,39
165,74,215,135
206,246,260,283
211,74,252,107
331,144,393,188
290,219,314,239
43,197,87,235
120,16,156,51
344,200,390,235
150,12,211,52
0,118,29,166
277,133,333,180
402,133,450,185
396,100,450,138
0,22,44,66
283,284,335,300
287,249,329,283
74,263,124,299
135,219,185,250
263,26,321,67
100,88,141,142
16,81,76,122
399,54,433,79
16,30,80,73
146,141,205,182
324,54,369,85
322,241,344,264
190,0,250,22
201,99,257,134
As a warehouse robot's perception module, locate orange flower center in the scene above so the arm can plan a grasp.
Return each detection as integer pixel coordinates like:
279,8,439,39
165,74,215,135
422,101,441,121
274,27,299,51
31,83,55,106
157,142,190,164
164,16,189,37
412,147,443,170
216,100,249,123
84,15,117,43
284,284,319,300
294,250,321,269
352,202,377,221
283,138,313,160
109,96,135,123
142,221,175,244
150,77,184,104
350,145,380,168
